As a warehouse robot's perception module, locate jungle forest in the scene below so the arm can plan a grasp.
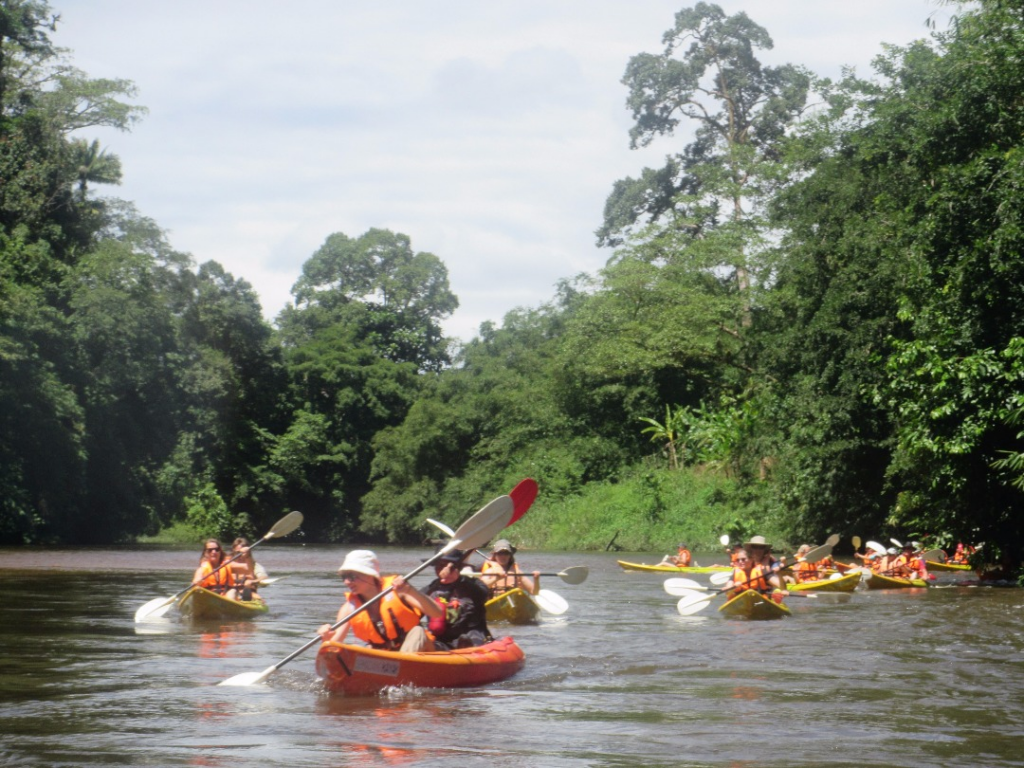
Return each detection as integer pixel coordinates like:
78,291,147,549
2,1,1023,576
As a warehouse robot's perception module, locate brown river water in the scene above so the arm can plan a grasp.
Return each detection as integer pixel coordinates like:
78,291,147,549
0,545,1021,767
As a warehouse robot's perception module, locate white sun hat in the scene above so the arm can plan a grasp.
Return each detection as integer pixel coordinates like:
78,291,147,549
337,550,380,579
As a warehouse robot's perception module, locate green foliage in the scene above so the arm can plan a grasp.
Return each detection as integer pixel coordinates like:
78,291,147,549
182,481,251,541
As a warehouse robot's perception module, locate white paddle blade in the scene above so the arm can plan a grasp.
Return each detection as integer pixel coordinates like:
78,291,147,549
426,517,456,537
558,566,589,585
709,570,733,586
677,593,715,616
890,538,903,548
535,589,569,615
825,533,840,547
267,510,304,539
922,549,945,563
866,540,887,555
829,572,846,580
719,534,730,546
451,496,514,552
134,596,174,622
218,665,277,687
664,578,705,595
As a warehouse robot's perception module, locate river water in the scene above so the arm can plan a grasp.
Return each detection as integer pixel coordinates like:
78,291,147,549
0,545,1021,768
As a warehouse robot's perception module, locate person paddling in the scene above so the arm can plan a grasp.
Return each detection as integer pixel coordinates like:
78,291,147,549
424,548,493,650
193,539,239,600
317,550,441,653
481,539,539,596
659,543,692,567
723,547,783,599
889,543,928,580
229,536,268,601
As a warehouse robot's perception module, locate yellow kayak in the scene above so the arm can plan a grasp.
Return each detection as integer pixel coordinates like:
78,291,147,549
177,586,269,619
865,573,928,590
485,588,541,624
786,572,860,593
925,561,974,573
718,589,791,620
617,560,730,573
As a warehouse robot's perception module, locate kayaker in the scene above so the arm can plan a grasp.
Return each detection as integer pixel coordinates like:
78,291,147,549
744,535,783,575
229,537,268,601
424,548,494,650
317,549,441,653
193,539,239,600
722,548,783,598
788,544,819,584
659,543,692,567
481,539,539,596
890,543,927,579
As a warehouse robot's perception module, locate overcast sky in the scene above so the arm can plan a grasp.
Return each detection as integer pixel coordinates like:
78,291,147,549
53,1,951,342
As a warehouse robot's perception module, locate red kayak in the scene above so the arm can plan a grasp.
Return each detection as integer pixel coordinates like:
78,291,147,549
315,636,525,695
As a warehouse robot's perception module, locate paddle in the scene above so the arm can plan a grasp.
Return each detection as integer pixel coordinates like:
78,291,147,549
865,540,887,555
719,534,730,547
134,510,303,622
217,495,515,687
461,566,589,586
674,570,815,616
922,548,946,563
508,478,538,525
852,535,862,550
533,589,569,615
665,578,818,599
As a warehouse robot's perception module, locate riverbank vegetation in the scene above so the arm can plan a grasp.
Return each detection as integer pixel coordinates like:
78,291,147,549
2,1,1022,577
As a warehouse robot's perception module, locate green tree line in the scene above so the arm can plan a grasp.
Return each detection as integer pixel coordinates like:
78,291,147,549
2,1,1022,575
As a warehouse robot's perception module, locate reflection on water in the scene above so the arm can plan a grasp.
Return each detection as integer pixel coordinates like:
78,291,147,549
0,550,1021,767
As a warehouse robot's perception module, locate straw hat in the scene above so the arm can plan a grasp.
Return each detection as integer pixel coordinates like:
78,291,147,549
744,535,771,548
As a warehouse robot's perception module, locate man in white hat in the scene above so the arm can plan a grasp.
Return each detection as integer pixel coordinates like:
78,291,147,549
743,535,782,574
317,549,442,653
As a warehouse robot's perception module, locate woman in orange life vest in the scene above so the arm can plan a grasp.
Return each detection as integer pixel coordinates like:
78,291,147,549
481,539,539,596
193,539,239,600
659,543,692,567
723,548,783,598
951,542,974,564
316,550,442,653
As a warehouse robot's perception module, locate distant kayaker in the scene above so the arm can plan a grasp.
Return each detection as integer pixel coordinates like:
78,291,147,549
193,539,239,600
889,543,928,580
659,543,692,568
424,548,494,650
229,537,268,601
317,549,441,653
723,547,783,598
787,544,819,584
481,539,539,596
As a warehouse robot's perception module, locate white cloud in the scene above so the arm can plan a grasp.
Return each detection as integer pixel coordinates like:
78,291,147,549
55,0,949,340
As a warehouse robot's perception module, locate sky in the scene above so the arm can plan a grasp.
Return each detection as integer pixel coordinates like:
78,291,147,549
53,1,952,342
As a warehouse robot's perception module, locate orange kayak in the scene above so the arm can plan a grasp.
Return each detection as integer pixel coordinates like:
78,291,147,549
315,636,525,695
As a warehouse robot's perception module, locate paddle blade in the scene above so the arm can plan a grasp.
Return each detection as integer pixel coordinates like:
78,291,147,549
451,495,514,551
709,570,733,586
866,540,887,555
267,510,303,539
535,589,568,615
134,596,174,622
426,517,456,537
218,665,277,687
508,479,538,525
825,533,840,547
557,566,589,585
677,593,715,616
664,577,706,595
719,534,730,546
922,549,945,563
852,536,862,549
890,538,903,548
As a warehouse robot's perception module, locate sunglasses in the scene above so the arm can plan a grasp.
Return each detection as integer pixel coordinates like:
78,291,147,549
205,547,221,552
339,572,363,581
735,557,749,562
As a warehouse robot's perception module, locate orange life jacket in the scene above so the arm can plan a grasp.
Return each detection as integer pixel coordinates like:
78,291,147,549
198,560,234,593
346,576,423,650
732,564,768,596
676,548,692,566
794,560,818,583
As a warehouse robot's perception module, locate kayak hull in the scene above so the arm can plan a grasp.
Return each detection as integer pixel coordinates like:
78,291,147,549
865,573,928,589
485,588,541,624
718,589,791,620
618,560,730,574
177,586,268,619
787,572,860,593
925,561,974,573
316,636,525,696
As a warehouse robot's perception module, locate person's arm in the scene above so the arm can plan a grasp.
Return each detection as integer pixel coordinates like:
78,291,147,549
392,576,443,618
318,601,355,643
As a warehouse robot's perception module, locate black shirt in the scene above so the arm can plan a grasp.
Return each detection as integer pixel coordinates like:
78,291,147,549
424,575,492,646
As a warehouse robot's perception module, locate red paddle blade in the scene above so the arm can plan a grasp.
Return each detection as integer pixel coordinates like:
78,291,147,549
508,478,538,524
